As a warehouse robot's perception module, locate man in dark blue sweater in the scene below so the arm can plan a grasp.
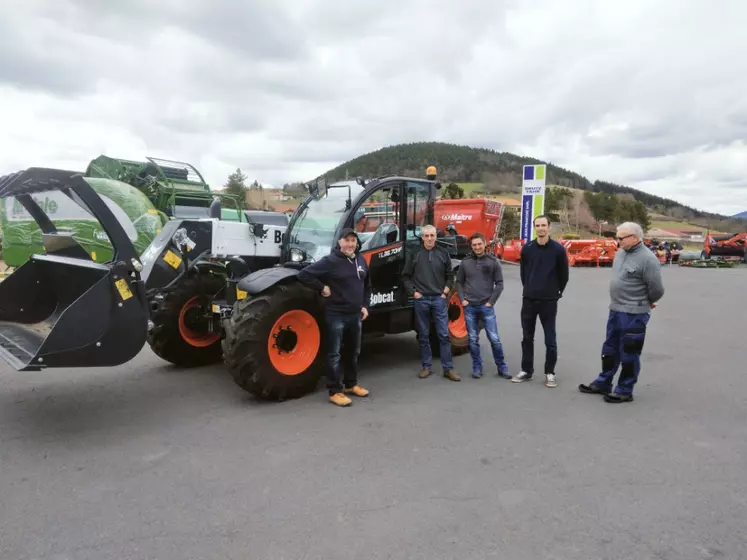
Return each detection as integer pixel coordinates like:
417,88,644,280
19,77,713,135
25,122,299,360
297,228,372,407
512,215,569,388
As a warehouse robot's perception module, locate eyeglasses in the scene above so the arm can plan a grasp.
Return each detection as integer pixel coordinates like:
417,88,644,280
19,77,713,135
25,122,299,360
616,234,634,241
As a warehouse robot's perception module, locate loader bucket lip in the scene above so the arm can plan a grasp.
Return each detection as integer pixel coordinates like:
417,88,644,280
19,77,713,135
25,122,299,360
267,309,320,375
178,295,220,347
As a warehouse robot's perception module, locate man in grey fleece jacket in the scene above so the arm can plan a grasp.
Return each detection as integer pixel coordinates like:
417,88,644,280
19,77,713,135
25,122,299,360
579,222,665,403
456,232,511,379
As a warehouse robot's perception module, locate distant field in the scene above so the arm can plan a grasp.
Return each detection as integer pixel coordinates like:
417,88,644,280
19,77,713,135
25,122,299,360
456,183,484,195
456,183,523,201
650,220,705,232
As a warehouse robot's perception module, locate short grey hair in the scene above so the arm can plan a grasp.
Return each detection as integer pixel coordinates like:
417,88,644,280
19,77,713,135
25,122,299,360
422,224,437,234
617,222,643,239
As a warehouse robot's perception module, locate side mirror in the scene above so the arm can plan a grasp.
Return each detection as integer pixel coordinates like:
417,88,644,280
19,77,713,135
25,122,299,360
308,177,328,199
252,223,268,238
407,224,416,232
317,177,328,198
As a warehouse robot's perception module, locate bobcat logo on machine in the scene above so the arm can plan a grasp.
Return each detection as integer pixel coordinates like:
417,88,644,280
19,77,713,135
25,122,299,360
370,291,395,306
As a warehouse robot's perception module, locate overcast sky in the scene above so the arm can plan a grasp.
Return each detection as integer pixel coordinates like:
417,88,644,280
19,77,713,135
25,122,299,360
1,0,745,216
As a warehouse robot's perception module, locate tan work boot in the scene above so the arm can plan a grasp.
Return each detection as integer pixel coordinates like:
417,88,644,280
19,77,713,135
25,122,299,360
444,369,461,382
329,393,352,407
344,385,370,397
419,368,431,378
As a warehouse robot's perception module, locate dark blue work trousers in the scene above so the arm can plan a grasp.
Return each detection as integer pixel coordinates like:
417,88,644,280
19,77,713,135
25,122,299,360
594,310,650,395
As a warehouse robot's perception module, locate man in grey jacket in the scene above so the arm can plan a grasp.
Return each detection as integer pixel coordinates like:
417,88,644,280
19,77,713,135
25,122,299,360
457,232,511,379
579,222,665,403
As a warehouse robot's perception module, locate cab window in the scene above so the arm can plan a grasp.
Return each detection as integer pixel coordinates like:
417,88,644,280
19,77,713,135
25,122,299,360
355,183,401,251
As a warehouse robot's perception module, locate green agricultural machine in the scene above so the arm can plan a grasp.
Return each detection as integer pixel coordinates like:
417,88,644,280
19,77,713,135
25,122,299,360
85,155,245,222
0,155,247,268
0,176,166,267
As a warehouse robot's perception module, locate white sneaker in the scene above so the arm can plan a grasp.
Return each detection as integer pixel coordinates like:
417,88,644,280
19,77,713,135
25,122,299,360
511,371,533,383
545,374,557,388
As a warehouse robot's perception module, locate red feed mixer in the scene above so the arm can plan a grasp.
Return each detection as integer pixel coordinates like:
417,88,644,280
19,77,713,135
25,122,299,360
434,199,505,253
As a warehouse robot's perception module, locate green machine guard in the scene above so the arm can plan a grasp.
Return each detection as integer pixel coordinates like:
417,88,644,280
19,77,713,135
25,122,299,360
0,168,150,371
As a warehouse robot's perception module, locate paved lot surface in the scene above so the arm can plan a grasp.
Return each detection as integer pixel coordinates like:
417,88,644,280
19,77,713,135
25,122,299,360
1,263,746,560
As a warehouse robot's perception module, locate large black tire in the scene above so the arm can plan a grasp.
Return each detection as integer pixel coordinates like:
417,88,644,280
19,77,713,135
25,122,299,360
223,282,326,401
147,272,225,367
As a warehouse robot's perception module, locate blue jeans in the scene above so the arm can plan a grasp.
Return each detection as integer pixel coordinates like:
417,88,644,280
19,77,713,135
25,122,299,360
463,304,508,374
594,310,650,395
325,312,362,394
413,295,453,373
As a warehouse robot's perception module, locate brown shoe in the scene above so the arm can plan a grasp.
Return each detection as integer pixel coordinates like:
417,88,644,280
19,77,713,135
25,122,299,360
344,385,369,397
418,368,431,378
444,370,461,382
329,393,352,407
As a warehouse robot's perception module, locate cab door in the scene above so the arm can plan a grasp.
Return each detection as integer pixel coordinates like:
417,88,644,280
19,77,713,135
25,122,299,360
352,181,404,314
348,179,433,333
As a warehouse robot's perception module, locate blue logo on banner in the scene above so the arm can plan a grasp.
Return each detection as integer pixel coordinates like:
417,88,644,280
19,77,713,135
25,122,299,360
521,194,533,243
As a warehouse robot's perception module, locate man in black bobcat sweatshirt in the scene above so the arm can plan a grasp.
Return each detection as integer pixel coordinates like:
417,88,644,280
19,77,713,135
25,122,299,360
297,228,372,407
511,215,569,388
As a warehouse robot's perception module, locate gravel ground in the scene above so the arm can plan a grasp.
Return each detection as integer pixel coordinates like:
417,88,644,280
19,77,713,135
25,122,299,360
1,263,745,560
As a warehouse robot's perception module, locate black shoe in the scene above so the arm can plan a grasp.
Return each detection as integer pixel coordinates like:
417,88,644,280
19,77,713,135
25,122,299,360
496,369,512,380
578,382,610,395
604,393,634,403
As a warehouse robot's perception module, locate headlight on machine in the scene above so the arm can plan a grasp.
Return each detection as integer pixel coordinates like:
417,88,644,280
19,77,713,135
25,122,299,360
290,248,305,262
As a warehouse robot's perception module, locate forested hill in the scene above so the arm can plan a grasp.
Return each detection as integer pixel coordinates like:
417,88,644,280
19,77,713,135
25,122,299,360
322,141,726,221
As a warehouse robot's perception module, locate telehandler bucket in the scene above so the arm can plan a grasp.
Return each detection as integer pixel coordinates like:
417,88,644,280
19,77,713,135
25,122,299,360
0,168,150,371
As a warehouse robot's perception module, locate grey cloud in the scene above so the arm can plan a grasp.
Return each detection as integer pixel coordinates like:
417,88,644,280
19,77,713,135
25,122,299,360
1,0,747,215
0,20,95,95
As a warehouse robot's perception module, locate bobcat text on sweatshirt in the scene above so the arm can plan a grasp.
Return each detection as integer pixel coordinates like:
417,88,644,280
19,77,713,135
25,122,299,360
297,248,371,314
456,252,504,306
608,241,665,314
519,237,570,300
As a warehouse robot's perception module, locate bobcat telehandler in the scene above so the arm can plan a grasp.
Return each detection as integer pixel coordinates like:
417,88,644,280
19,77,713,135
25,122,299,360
0,166,471,401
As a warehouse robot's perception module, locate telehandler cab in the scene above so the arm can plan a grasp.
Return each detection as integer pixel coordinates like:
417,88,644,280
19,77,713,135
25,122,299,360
0,166,472,401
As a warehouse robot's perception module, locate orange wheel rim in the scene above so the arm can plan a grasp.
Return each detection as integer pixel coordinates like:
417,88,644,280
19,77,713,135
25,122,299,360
267,309,320,375
447,293,468,339
178,295,220,347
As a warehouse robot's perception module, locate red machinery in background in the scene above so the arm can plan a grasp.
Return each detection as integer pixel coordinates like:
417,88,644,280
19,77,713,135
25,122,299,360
498,237,620,267
434,198,505,254
702,232,747,262
567,239,618,267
